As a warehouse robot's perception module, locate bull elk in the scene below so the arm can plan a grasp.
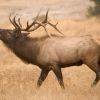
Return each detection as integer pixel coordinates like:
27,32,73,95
0,11,100,89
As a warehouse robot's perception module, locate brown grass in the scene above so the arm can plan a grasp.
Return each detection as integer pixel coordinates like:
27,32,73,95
0,18,100,100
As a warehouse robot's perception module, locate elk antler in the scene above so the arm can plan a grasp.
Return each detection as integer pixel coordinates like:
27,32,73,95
26,10,64,37
9,10,64,37
9,14,19,29
9,14,37,31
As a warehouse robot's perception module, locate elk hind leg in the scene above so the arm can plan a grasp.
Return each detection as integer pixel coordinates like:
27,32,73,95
92,70,100,86
85,56,100,86
86,61,100,86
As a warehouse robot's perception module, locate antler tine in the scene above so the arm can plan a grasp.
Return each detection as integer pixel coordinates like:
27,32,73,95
47,21,64,35
24,20,35,31
9,14,18,29
13,16,21,29
26,21,29,28
18,18,22,28
43,9,49,23
25,10,42,31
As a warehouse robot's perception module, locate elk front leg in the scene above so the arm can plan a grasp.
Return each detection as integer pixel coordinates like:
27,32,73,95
37,69,50,87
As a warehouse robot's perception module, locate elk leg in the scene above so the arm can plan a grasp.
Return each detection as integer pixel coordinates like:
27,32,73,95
85,60,100,86
37,69,50,87
92,71,100,86
89,67,100,86
89,65,100,86
52,66,65,89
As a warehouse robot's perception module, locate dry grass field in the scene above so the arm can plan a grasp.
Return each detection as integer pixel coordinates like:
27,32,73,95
0,0,100,100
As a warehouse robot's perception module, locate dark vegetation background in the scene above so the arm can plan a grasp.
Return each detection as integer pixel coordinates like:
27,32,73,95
88,0,100,16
